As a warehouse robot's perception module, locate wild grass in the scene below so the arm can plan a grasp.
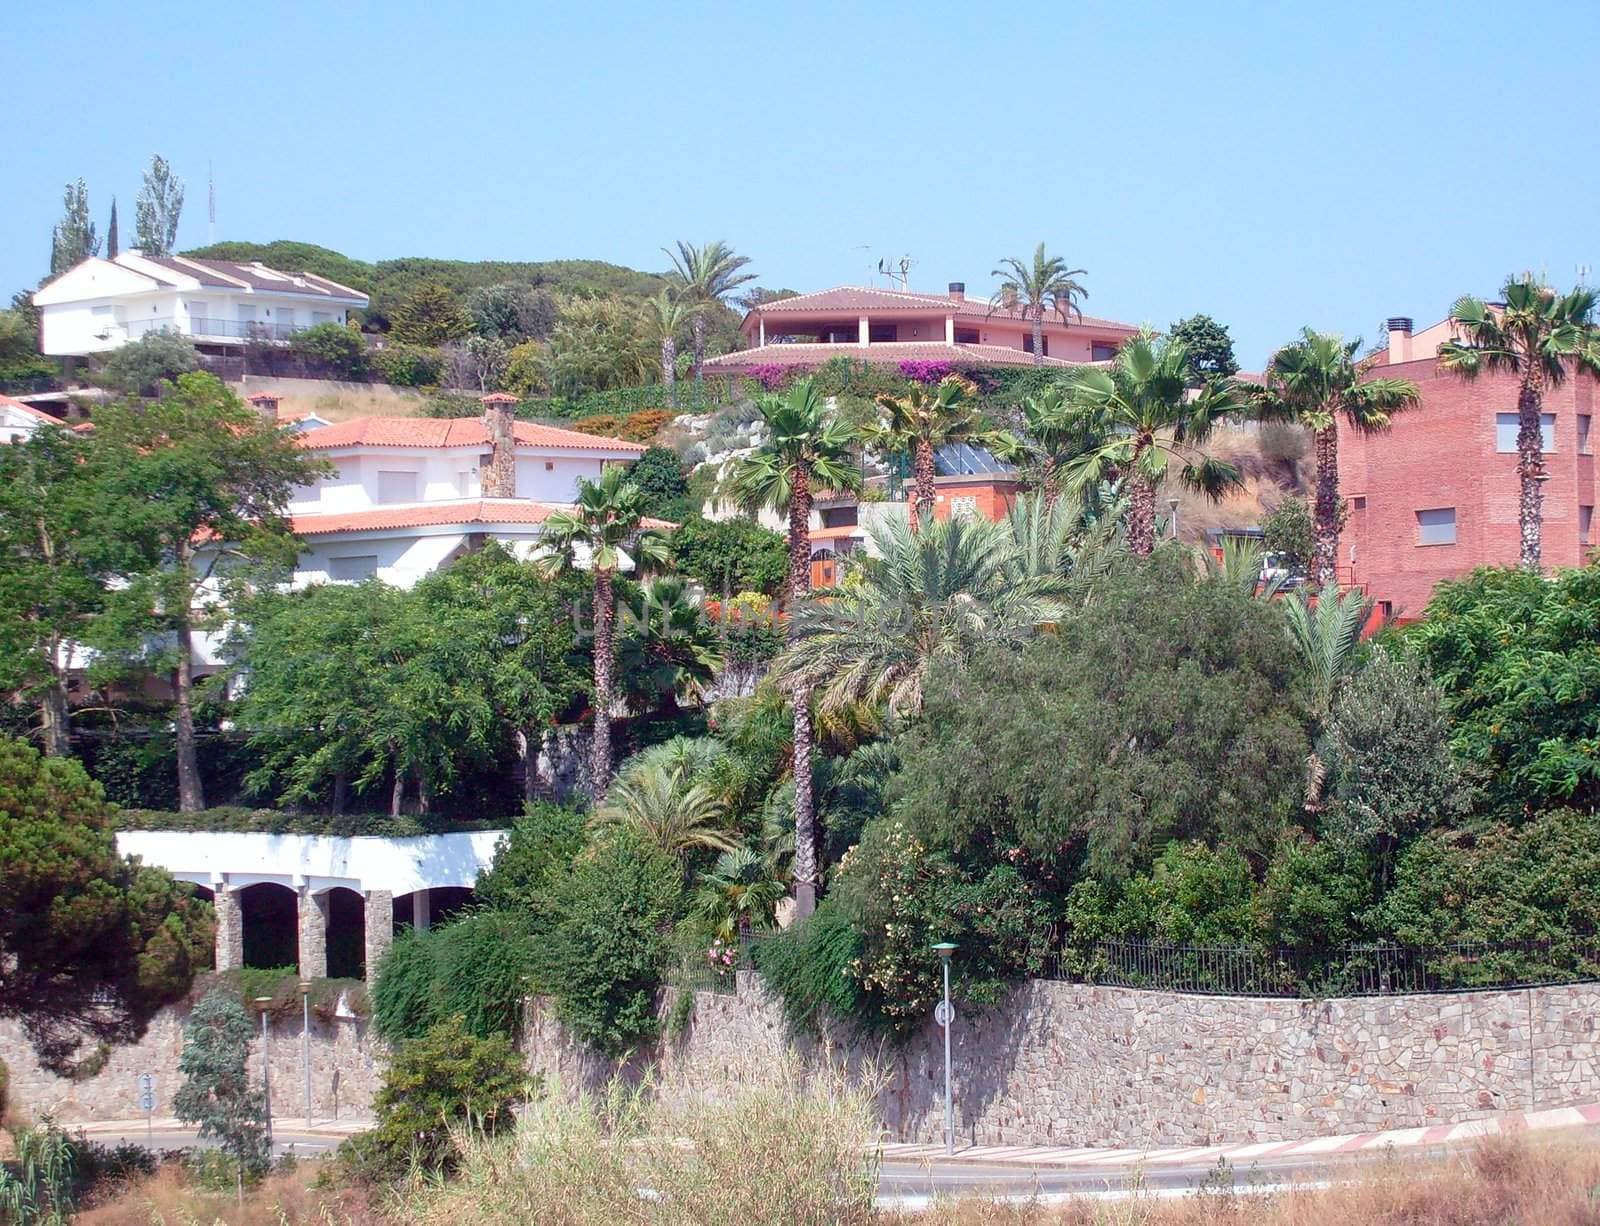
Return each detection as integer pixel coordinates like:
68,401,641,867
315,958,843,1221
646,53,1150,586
75,1160,375,1225
398,1054,884,1225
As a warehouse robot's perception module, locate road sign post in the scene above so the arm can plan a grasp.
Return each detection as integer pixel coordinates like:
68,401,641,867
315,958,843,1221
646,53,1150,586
137,1073,155,1141
932,942,958,1155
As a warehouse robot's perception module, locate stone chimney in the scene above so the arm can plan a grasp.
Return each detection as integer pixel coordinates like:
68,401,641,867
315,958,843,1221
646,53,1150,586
480,393,519,498
245,391,280,426
948,281,966,302
1386,316,1414,364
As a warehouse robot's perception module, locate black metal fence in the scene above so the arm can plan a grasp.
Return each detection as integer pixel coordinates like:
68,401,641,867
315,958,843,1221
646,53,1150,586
1039,938,1600,998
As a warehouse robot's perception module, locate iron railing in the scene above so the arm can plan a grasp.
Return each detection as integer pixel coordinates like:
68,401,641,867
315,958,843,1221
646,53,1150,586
1040,938,1600,998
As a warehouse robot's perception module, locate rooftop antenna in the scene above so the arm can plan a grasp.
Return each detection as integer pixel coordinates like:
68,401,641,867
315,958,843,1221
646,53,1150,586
207,161,216,245
1578,263,1592,288
877,254,914,292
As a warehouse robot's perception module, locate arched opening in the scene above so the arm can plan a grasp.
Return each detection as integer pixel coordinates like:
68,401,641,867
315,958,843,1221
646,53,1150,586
391,886,476,933
324,887,366,979
239,882,299,970
429,887,473,924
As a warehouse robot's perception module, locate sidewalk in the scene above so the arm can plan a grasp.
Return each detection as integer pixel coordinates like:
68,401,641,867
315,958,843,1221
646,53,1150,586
879,1100,1600,1170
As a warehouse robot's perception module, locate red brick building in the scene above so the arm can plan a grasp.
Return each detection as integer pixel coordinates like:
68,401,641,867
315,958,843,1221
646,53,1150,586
1340,315,1598,618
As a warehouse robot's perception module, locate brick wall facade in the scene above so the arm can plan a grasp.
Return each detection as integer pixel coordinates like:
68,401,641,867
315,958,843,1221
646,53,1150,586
1342,360,1598,616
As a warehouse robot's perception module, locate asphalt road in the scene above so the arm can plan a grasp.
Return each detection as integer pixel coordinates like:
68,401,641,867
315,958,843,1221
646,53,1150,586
84,1126,343,1160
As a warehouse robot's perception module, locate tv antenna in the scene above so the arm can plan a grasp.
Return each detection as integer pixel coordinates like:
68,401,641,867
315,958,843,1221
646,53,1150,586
876,254,914,292
208,162,217,245
1578,263,1592,287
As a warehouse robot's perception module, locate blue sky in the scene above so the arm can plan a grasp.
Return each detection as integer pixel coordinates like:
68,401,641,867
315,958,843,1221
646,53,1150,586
6,1,1597,368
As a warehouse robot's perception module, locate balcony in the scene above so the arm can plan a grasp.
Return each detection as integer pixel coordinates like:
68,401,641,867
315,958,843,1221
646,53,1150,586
123,316,313,344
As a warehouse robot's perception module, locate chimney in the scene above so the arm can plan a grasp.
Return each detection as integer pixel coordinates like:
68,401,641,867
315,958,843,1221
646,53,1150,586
245,391,280,426
480,393,519,498
1386,316,1414,364
948,281,966,302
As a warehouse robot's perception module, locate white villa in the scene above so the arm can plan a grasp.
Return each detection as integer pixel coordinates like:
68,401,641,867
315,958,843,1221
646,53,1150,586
32,251,368,357
278,393,650,589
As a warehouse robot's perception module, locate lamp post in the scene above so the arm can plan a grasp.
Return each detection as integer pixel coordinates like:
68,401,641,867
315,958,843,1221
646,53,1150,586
252,997,273,1150
299,981,312,1126
1168,497,1180,540
931,942,958,1155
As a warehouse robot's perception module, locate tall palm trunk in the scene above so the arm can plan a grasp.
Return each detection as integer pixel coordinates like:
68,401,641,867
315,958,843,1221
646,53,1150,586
661,336,676,390
591,567,617,788
1127,437,1157,556
1516,364,1547,572
911,439,937,530
173,614,205,812
692,314,706,385
786,466,819,916
1041,456,1061,505
1312,421,1341,588
1032,308,1044,367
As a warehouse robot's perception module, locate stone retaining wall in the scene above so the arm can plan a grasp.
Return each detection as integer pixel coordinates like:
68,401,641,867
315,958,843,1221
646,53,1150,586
0,1000,383,1126
525,974,1600,1147
8,976,1600,1147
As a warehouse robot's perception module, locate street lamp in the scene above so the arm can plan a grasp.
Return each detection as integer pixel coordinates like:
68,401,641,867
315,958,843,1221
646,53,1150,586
252,997,273,1149
931,942,958,1155
299,981,313,1127
1168,498,1181,540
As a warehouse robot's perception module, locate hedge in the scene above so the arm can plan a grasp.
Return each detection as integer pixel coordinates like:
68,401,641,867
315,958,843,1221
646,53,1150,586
113,806,503,836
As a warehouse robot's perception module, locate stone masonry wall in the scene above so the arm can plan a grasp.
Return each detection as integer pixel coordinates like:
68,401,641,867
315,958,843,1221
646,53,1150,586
525,974,1600,1147
0,997,384,1126
9,975,1600,1145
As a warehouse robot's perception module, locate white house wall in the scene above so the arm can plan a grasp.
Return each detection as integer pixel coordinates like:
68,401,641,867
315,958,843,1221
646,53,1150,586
295,532,468,590
290,451,611,513
116,829,506,896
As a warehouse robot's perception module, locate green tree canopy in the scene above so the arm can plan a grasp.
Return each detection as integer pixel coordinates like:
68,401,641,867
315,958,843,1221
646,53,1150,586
173,990,269,1178
390,282,470,346
96,330,200,394
0,739,212,1073
1167,314,1240,382
669,514,787,596
133,154,184,258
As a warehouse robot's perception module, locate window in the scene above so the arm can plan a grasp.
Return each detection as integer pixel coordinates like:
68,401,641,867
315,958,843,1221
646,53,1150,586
1352,496,1367,510
376,470,419,503
1021,333,1049,356
954,327,981,345
1496,412,1556,453
1091,342,1119,362
329,555,378,582
456,470,476,496
312,311,333,325
868,324,898,343
1580,415,1592,454
1582,505,1594,544
1416,507,1457,546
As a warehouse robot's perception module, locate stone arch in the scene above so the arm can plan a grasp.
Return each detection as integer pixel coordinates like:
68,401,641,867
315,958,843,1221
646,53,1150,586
324,887,366,979
239,882,299,970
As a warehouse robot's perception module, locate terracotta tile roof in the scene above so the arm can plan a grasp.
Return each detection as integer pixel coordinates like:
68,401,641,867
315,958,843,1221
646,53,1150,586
295,416,647,452
809,524,867,541
749,285,1137,333
292,499,674,536
703,341,1082,370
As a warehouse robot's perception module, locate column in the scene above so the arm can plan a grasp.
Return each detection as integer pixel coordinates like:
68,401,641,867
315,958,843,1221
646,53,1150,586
758,317,765,347
945,315,955,345
363,889,394,980
411,888,430,933
214,884,244,971
297,886,328,981
858,315,870,347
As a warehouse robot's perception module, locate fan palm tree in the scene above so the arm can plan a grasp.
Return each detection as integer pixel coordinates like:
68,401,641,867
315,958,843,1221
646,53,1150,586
994,385,1117,504
991,243,1088,366
641,290,700,393
1261,329,1420,587
1283,583,1378,809
695,846,789,940
725,378,861,916
1064,332,1245,556
538,467,670,787
865,378,993,527
774,511,1098,721
663,240,757,383
1438,276,1600,571
617,575,724,715
592,758,739,863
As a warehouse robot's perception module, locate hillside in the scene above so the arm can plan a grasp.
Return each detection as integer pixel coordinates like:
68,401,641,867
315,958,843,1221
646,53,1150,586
180,240,675,330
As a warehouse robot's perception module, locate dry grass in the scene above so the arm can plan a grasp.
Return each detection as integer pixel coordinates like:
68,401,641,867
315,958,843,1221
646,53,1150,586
75,1161,377,1225
885,1135,1600,1225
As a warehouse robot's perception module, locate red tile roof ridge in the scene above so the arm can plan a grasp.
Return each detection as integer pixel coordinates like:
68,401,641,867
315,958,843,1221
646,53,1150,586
295,415,647,452
704,340,1083,369
292,499,675,536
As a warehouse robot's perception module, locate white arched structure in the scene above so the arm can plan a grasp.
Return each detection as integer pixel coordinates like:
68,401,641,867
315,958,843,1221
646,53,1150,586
118,830,506,980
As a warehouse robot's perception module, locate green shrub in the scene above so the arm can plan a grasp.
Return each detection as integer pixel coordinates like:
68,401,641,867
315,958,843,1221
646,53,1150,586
113,807,499,836
371,912,535,1044
752,901,869,1035
474,803,588,914
371,343,444,387
96,331,200,394
358,1015,527,1177
371,931,439,1045
289,322,369,379
535,828,685,1054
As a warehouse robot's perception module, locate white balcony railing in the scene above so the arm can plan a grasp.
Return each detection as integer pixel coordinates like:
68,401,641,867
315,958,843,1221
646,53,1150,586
122,316,315,343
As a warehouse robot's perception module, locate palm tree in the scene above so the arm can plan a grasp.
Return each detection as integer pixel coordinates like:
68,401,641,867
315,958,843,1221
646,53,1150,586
592,758,739,863
726,378,861,916
1438,276,1600,571
616,574,724,715
1002,489,1124,588
695,846,788,940
641,290,700,393
538,467,670,788
775,508,1109,721
864,378,992,527
991,243,1088,366
995,386,1116,504
1283,583,1377,810
1064,332,1245,556
663,240,757,383
1261,329,1420,587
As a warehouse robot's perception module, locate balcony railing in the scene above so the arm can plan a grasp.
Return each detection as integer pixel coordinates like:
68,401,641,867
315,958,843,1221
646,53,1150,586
122,316,314,343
